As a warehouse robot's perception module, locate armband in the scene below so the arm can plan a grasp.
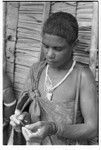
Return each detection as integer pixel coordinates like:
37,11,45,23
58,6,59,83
4,99,16,107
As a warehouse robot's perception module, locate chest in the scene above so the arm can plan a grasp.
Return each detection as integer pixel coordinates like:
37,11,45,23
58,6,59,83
38,68,78,104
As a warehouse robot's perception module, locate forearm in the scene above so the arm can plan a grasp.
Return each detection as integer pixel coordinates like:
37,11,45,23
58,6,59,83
56,123,97,140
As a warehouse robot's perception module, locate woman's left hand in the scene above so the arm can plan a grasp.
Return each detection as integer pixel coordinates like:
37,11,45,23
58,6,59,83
22,121,52,145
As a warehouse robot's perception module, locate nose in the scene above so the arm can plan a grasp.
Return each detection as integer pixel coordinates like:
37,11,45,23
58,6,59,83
47,48,55,59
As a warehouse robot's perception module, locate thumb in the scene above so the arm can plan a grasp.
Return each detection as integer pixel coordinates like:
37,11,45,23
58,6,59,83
22,127,32,141
17,112,29,121
17,113,26,121
15,109,21,116
25,122,40,132
25,123,37,130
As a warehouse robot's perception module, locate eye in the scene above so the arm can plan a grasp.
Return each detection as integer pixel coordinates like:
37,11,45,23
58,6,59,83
53,47,63,51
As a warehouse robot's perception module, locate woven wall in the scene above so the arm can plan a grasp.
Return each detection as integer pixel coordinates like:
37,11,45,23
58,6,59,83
14,2,45,92
5,2,46,97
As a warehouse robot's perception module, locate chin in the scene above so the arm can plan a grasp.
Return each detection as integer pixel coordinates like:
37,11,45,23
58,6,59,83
48,63,57,68
48,63,61,69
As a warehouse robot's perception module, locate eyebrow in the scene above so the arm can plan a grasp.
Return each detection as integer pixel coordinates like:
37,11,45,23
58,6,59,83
42,42,65,48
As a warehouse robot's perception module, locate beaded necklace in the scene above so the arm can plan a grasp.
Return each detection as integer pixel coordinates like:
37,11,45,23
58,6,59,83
44,61,76,101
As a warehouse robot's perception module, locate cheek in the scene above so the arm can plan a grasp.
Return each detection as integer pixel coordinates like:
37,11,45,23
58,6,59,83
64,49,72,58
57,51,71,63
54,54,65,62
58,51,69,59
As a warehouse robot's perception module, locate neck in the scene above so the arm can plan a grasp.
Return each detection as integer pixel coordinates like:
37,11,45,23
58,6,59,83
49,58,74,72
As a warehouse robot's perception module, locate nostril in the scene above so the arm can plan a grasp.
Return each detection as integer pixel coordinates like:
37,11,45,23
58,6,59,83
47,55,55,60
47,50,55,59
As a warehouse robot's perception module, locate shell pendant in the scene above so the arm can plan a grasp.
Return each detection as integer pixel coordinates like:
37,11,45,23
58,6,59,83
46,92,53,101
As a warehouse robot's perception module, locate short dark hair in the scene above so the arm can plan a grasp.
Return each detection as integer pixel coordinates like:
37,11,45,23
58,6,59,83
42,12,78,45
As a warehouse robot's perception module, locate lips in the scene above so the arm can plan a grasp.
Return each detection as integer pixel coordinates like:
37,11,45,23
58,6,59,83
47,59,55,63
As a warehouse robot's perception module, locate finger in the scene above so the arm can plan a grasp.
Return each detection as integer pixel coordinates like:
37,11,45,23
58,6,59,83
15,109,21,116
22,127,32,135
25,121,41,130
10,115,14,120
25,124,38,133
17,114,25,121
24,127,41,139
10,120,17,127
10,115,20,124
10,120,21,131
22,127,29,141
22,127,32,141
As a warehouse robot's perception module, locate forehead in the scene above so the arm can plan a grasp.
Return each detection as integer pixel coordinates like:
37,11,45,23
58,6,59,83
42,34,68,47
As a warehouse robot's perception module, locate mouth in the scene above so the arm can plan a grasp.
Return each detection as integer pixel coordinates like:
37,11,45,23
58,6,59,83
47,59,55,63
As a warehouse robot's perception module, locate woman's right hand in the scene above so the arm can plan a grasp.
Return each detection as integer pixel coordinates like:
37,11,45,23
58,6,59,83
10,111,29,132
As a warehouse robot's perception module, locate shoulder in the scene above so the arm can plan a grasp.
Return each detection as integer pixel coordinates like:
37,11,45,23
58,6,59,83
76,62,95,80
31,60,46,71
75,62,96,89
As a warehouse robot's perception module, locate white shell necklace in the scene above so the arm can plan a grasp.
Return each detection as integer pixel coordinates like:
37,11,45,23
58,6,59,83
44,61,76,101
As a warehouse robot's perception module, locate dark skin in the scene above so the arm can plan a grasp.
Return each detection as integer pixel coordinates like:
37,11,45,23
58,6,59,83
3,71,16,122
10,34,98,144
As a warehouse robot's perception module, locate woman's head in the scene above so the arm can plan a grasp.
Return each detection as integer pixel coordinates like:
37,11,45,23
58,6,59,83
42,12,78,46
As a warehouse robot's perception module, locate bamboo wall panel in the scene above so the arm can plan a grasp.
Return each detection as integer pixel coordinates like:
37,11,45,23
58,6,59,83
3,3,7,71
6,61,14,74
6,41,15,63
89,2,98,77
51,2,76,16
6,2,19,86
16,42,41,51
14,2,45,94
6,2,19,29
74,2,93,64
17,30,41,41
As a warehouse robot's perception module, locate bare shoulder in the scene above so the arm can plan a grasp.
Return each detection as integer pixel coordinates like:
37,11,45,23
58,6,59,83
31,60,46,70
76,62,96,84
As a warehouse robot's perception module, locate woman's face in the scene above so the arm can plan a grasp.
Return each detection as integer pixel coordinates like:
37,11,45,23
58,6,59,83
42,34,73,68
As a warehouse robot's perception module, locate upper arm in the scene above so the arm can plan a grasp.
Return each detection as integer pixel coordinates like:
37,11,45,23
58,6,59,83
16,63,39,106
22,62,40,92
80,67,98,129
